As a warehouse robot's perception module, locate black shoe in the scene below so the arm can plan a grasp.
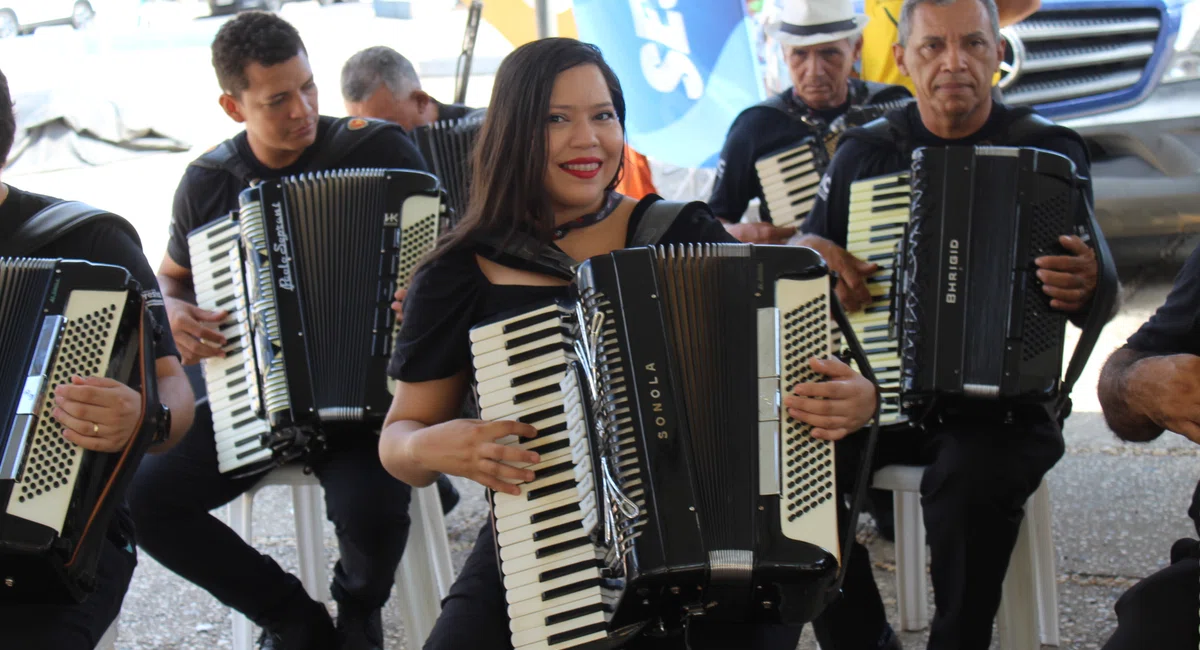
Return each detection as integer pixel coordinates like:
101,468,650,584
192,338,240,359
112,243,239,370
257,605,336,650
336,606,384,650
436,474,460,515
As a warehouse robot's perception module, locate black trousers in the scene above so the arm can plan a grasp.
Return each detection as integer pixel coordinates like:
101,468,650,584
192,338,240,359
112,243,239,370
127,401,413,627
424,521,805,650
1101,538,1200,650
0,534,137,650
820,408,1065,650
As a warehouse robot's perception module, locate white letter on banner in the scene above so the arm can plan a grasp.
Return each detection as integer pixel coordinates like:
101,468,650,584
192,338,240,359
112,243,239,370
640,43,705,99
629,0,690,53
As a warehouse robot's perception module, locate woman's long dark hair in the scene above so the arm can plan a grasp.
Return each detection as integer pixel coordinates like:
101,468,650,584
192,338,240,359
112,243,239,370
423,38,627,266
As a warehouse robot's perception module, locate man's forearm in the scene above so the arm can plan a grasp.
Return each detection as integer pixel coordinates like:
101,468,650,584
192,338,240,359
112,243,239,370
1098,347,1164,442
157,273,195,304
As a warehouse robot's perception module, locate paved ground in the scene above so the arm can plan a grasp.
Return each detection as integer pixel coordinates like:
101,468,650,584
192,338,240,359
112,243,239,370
4,2,1200,649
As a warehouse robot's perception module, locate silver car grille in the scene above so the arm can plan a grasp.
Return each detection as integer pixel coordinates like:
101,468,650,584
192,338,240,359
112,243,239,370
1000,9,1162,107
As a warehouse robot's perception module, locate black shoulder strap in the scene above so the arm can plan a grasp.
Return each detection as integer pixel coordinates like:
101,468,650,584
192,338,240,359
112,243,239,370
189,140,256,185
840,109,912,156
2,201,141,257
1002,109,1090,161
304,117,402,172
473,231,579,281
629,199,697,247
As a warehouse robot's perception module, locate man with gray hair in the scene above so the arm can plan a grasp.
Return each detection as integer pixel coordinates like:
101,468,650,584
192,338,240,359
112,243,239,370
791,0,1105,646
341,46,473,133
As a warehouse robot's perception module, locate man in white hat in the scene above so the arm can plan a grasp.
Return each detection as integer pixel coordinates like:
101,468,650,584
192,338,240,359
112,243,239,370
708,0,911,244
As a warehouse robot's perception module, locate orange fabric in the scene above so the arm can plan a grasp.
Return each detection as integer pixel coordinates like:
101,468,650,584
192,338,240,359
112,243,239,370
616,147,657,199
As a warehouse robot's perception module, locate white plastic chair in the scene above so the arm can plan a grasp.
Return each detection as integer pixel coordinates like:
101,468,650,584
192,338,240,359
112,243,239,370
871,465,1060,649
95,620,118,650
226,464,454,650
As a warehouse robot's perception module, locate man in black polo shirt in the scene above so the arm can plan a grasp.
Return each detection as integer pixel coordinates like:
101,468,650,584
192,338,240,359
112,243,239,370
794,0,1102,646
0,67,195,649
341,46,475,130
708,0,911,245
127,13,429,650
1096,244,1200,649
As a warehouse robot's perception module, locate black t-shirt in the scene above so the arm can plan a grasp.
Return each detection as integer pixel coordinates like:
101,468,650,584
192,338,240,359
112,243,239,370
165,115,429,269
1126,243,1200,356
707,81,912,224
388,195,735,383
0,184,181,547
802,101,1094,248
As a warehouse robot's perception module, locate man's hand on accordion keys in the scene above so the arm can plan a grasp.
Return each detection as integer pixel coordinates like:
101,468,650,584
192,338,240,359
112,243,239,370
789,234,879,313
782,357,878,441
1035,235,1098,313
51,376,143,453
409,419,539,496
165,295,229,365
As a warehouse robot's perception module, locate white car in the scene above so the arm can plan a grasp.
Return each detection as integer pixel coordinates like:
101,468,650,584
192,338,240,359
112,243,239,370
0,1,95,38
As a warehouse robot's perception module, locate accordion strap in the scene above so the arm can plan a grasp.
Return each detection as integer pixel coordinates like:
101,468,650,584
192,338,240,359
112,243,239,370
1057,183,1119,417
2,201,141,257
474,198,695,280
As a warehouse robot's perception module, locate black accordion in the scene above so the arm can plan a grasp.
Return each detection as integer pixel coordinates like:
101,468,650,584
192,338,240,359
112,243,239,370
414,110,485,225
0,258,163,602
186,169,444,475
469,245,875,649
850,145,1095,415
755,98,914,229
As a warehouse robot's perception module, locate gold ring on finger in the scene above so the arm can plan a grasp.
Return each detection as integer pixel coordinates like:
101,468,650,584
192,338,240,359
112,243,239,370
93,422,99,434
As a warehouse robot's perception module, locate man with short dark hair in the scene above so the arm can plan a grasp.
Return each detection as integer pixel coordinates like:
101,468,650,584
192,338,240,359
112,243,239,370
341,46,473,132
0,66,195,649
128,12,429,650
794,0,1105,645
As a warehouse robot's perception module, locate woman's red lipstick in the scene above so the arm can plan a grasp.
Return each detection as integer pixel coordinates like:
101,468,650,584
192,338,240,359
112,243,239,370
559,157,603,179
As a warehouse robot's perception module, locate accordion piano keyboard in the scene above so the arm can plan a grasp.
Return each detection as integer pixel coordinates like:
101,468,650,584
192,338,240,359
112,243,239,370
470,303,614,650
755,141,823,229
845,172,911,426
188,216,273,474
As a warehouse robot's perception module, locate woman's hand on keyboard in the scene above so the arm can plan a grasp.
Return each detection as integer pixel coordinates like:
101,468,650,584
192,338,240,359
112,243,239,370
783,357,878,441
410,419,541,495
51,375,143,452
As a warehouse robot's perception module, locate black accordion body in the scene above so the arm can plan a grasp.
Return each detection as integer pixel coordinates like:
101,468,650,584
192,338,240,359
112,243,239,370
0,258,161,602
898,146,1080,403
414,110,484,226
849,145,1088,417
469,245,870,650
186,169,444,475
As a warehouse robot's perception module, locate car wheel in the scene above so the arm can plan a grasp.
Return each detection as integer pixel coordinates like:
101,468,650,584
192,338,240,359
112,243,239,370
0,10,17,39
263,0,283,11
71,1,95,29
318,0,337,5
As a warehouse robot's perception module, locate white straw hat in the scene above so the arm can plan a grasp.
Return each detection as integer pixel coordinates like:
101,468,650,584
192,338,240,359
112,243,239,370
766,0,870,48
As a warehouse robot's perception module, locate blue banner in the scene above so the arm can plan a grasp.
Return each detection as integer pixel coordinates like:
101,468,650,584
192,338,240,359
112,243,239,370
572,0,764,169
